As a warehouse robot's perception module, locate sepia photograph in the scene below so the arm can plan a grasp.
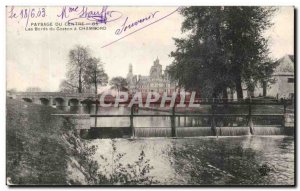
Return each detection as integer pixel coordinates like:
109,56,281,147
6,5,295,186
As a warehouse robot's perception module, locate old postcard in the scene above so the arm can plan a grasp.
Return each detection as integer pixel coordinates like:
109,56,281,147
6,6,295,186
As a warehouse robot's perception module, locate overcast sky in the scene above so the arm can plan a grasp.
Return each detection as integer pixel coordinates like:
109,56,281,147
6,6,294,92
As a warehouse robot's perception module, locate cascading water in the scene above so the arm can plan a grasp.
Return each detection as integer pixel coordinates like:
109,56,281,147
216,127,250,136
135,127,172,137
252,126,284,135
177,127,213,137
134,126,286,137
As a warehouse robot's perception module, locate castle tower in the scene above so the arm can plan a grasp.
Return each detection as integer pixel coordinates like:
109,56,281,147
127,64,133,84
129,63,133,74
150,57,162,78
154,57,159,65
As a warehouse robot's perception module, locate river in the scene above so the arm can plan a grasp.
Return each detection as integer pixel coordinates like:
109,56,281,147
90,136,294,185
65,105,294,185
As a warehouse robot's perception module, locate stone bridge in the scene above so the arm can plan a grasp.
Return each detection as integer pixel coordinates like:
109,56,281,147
7,92,97,107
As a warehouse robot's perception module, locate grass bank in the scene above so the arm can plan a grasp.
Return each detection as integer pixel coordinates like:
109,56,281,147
6,98,87,185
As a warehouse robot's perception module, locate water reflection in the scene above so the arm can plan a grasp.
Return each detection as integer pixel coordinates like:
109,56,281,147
65,105,174,128
65,105,285,128
90,136,294,185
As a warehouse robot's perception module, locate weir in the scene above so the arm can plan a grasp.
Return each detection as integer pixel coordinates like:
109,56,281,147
216,127,250,136
52,98,293,138
252,126,284,135
177,127,213,137
126,126,285,137
135,127,172,138
86,125,286,138
133,126,285,137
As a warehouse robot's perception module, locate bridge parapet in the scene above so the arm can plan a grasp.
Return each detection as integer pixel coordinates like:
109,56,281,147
8,91,97,106
12,92,96,99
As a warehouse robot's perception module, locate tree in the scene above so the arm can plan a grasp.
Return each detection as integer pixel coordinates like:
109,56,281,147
60,45,109,94
109,77,128,95
168,7,277,99
59,80,78,93
83,57,108,95
224,7,277,99
66,45,90,93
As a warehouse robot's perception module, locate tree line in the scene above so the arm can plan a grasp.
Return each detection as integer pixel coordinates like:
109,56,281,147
167,7,278,100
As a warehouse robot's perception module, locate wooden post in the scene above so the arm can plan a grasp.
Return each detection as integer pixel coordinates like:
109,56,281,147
130,105,135,138
95,99,98,128
211,98,216,136
248,97,254,134
171,105,176,137
282,99,287,128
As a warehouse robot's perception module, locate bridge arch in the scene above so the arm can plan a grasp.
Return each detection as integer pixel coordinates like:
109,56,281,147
81,98,96,113
69,98,80,106
54,97,66,107
40,98,50,106
81,98,94,104
22,98,32,103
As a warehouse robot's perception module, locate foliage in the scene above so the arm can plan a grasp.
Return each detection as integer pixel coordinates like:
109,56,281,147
125,150,157,184
73,139,157,185
59,79,78,93
60,45,108,94
6,99,68,185
65,45,90,93
168,7,277,99
109,77,128,94
83,57,108,95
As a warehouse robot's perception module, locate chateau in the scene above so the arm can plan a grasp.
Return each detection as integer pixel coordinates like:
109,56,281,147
126,58,177,95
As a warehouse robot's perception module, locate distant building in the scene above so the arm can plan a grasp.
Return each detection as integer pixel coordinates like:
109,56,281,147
126,58,177,95
228,55,294,100
255,54,294,99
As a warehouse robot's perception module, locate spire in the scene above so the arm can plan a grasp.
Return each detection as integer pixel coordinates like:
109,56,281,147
129,63,132,73
154,57,159,65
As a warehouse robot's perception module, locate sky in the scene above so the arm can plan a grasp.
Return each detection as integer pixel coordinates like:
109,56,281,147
6,6,294,92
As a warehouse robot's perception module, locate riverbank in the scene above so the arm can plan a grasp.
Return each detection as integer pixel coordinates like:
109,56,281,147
6,98,88,185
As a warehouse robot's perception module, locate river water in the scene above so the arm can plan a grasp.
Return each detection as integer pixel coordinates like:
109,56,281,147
89,136,294,185
66,105,294,185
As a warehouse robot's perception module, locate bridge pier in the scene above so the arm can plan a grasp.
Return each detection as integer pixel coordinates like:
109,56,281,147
49,98,55,107
65,98,69,107
32,98,41,104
